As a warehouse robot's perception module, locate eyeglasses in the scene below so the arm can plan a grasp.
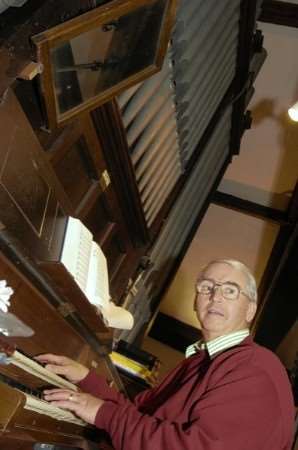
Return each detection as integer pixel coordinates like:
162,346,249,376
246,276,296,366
196,279,251,301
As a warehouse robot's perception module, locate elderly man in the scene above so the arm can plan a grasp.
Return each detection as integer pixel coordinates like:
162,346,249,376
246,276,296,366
38,259,295,450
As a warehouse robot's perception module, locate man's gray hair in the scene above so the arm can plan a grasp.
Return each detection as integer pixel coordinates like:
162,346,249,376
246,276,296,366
202,259,258,303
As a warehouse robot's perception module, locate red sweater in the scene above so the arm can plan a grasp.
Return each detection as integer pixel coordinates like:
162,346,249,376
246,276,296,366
79,337,295,450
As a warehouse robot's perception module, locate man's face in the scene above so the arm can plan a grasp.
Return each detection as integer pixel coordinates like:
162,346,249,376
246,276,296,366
194,262,257,341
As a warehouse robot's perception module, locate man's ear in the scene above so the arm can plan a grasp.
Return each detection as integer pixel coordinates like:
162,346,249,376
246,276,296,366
193,294,196,311
246,301,257,323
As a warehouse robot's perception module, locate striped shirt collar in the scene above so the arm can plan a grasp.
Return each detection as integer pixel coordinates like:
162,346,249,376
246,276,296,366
185,329,250,359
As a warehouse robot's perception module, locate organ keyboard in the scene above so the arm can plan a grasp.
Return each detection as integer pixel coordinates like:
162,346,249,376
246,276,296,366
24,392,86,426
0,379,86,429
4,347,78,391
0,340,87,423
0,249,116,449
0,339,111,449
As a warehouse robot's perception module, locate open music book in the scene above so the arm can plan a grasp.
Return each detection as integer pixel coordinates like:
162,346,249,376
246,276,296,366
60,217,133,330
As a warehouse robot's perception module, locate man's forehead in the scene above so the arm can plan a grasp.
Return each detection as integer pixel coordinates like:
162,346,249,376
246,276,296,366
200,262,246,284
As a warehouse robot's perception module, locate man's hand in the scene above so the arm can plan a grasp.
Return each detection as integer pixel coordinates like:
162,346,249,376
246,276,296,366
43,389,104,424
35,354,89,384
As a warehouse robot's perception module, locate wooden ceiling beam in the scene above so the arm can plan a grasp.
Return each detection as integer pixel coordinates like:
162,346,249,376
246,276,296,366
254,223,298,350
259,1,298,28
212,191,288,224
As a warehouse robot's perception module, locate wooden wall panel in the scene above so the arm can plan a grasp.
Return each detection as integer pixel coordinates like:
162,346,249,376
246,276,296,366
0,89,70,262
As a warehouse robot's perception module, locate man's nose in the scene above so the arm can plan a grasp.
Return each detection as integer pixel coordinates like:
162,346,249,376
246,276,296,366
210,285,223,301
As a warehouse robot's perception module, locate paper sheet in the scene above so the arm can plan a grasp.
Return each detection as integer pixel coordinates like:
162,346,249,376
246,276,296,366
101,301,134,330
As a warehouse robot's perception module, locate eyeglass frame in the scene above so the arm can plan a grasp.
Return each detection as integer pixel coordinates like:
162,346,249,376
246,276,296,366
195,278,252,301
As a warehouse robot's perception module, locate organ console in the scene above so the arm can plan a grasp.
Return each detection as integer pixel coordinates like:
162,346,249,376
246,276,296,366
0,339,89,447
0,248,117,450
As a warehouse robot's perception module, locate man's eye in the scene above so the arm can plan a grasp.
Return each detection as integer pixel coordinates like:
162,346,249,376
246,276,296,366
223,286,237,294
201,285,212,292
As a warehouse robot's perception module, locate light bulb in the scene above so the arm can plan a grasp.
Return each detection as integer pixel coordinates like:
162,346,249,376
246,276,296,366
288,101,298,122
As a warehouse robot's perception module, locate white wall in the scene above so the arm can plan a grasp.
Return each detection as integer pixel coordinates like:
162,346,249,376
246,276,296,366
160,204,278,327
221,22,298,209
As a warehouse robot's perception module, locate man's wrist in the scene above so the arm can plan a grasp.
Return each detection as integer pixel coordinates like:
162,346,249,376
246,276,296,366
77,369,90,384
78,368,90,383
93,399,105,423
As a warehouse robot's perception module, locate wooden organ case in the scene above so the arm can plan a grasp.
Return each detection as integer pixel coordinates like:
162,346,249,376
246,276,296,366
0,1,178,448
0,88,128,450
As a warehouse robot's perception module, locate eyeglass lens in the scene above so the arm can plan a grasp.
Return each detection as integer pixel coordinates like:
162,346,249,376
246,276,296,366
197,280,240,300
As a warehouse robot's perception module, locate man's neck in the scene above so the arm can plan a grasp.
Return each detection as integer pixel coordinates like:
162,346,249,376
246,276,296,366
203,329,250,359
185,329,250,359
202,327,249,342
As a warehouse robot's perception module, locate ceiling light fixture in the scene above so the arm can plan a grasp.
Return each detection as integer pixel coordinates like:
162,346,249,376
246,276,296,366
288,101,298,122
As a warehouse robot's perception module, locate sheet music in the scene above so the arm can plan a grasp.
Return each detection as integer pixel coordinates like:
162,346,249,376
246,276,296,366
60,217,133,329
61,217,93,292
85,241,110,308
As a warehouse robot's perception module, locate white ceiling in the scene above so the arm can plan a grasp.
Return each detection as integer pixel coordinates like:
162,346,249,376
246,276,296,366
222,21,298,209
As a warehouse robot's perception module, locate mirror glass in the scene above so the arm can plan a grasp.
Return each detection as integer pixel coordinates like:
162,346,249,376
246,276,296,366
50,0,168,116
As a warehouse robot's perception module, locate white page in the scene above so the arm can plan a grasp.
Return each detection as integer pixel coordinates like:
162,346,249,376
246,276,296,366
101,301,134,330
60,217,93,292
85,241,110,308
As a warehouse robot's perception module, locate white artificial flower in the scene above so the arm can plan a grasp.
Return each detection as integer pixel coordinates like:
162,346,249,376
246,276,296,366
0,280,14,313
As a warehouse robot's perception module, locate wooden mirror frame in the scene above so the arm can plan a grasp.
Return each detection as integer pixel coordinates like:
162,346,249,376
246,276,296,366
32,0,177,129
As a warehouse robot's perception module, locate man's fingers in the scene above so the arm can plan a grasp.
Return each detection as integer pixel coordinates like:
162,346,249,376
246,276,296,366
43,388,73,396
44,363,70,377
35,354,70,365
45,392,104,425
34,354,72,376
50,400,80,413
44,390,75,401
35,354,88,384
